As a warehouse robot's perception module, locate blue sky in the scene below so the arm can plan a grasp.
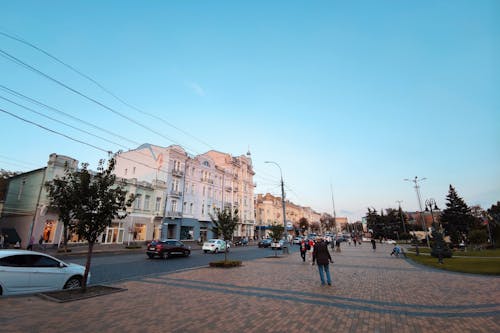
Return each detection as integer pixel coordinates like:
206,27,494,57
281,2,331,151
1,1,499,222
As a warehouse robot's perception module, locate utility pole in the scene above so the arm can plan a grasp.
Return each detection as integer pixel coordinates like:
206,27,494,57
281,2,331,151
265,161,287,242
404,176,429,247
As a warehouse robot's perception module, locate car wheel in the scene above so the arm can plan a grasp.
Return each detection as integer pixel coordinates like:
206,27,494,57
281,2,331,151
64,276,82,289
214,248,219,254
184,251,190,257
147,254,154,259
204,250,208,253
162,252,170,259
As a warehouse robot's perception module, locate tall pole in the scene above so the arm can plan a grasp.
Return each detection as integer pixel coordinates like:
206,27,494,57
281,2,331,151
265,161,287,241
396,200,406,234
330,182,337,233
404,176,429,247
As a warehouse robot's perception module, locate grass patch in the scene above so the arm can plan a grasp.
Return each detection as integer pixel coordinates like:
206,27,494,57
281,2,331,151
407,253,500,275
406,247,500,257
209,260,242,268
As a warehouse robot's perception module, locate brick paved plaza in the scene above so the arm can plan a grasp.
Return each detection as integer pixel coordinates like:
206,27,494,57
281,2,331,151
1,243,499,333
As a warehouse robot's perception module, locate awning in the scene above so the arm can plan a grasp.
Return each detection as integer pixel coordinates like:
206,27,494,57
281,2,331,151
1,228,21,244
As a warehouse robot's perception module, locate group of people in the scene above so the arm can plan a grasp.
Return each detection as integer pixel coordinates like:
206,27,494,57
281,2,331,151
300,237,334,286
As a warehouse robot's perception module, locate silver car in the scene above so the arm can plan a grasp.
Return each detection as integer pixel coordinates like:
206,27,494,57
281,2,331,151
0,249,88,296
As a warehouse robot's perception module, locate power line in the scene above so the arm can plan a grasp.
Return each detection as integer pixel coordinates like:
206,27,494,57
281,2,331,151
0,30,215,150
0,84,142,147
0,107,111,154
0,48,201,155
0,94,129,150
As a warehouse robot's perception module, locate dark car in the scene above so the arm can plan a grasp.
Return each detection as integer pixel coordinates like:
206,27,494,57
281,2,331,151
146,239,191,259
258,238,273,248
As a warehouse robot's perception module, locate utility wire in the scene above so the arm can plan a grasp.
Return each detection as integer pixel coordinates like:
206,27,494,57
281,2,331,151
0,94,129,150
0,30,215,150
0,108,111,154
0,48,200,155
0,84,142,147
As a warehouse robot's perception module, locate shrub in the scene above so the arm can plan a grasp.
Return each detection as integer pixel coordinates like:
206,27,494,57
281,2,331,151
209,260,242,268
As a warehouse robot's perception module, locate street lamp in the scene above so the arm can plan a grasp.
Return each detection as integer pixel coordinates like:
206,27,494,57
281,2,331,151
425,198,440,230
265,161,287,243
404,176,430,247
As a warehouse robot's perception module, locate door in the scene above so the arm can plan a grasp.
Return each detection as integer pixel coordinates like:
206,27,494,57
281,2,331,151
0,254,33,295
29,254,67,291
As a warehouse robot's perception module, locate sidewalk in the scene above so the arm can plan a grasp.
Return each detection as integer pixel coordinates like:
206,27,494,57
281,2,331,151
1,243,499,333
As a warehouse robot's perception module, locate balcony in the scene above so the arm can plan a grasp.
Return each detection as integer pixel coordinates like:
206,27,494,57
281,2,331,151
169,190,182,197
172,169,184,177
166,211,182,219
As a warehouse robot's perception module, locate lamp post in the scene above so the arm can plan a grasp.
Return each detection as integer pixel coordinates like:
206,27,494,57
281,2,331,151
265,161,287,243
425,198,440,230
404,176,429,247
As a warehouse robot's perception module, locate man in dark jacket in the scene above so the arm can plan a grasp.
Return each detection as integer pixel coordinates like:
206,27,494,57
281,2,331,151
312,237,333,286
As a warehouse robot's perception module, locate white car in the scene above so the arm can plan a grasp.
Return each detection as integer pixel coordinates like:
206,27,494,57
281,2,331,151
202,239,229,253
0,249,88,296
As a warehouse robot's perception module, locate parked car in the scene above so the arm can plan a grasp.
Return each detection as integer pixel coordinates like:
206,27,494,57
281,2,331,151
271,239,285,250
146,239,191,259
202,239,229,253
0,249,87,296
258,238,273,248
292,237,303,245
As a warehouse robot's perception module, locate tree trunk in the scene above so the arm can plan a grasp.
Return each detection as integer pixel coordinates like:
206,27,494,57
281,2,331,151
82,241,94,292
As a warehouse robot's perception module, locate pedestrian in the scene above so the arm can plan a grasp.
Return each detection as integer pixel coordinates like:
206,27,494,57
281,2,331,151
0,233,4,249
299,239,307,262
312,237,333,286
371,238,376,251
27,236,34,250
38,235,45,250
335,238,341,253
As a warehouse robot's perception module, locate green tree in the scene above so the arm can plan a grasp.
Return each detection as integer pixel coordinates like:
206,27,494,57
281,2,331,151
45,165,78,252
440,185,475,245
298,217,309,235
46,157,133,291
468,229,488,250
210,208,239,263
268,223,284,257
486,201,500,248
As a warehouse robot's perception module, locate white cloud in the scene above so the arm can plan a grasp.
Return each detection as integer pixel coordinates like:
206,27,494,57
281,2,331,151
185,81,206,97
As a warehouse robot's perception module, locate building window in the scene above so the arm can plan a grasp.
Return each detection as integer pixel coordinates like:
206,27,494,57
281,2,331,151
144,195,150,211
202,201,205,215
133,167,136,174
134,194,142,210
190,203,193,214
203,186,206,196
171,199,178,212
124,168,128,176
18,178,26,200
155,197,161,212
191,184,195,194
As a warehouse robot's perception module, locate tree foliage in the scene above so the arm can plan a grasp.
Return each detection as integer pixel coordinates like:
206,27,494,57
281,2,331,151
45,164,78,252
440,185,475,245
298,217,309,235
45,156,133,290
268,223,284,257
320,214,336,233
209,208,239,263
486,201,500,248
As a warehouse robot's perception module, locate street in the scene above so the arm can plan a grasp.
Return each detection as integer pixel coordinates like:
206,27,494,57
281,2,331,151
64,245,294,285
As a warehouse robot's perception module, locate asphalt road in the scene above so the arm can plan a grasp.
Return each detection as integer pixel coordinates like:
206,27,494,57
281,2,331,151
64,245,297,285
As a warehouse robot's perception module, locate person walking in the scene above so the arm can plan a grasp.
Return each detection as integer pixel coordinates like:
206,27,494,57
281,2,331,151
299,239,307,262
27,236,34,250
312,237,333,286
335,238,341,253
371,238,376,251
